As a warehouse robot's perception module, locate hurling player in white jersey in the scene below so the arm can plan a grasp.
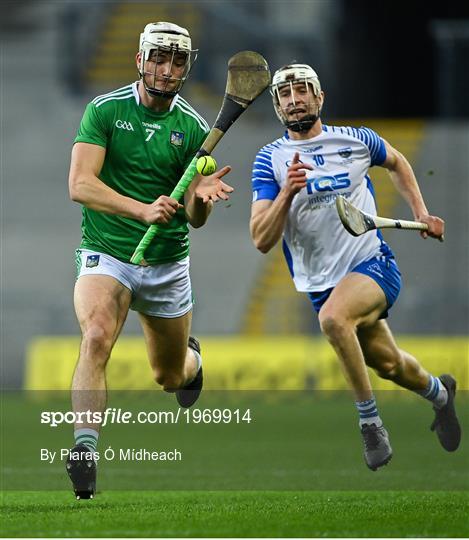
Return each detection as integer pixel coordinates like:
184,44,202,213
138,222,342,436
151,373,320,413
250,64,461,471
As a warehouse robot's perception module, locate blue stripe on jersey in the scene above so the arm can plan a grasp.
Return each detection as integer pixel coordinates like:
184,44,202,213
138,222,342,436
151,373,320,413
253,148,274,175
253,162,273,175
357,127,386,166
323,124,386,166
282,239,295,278
255,155,273,166
252,143,280,200
366,175,376,200
252,179,280,200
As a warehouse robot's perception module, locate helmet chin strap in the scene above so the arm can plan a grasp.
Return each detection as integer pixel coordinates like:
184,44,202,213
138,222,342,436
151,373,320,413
287,114,319,132
142,80,177,99
285,105,321,133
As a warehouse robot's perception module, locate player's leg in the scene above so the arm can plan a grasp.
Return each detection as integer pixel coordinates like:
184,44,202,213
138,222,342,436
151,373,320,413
133,256,202,407
68,274,132,498
72,274,132,432
139,310,202,406
358,320,461,451
318,272,387,400
317,272,392,470
358,320,430,390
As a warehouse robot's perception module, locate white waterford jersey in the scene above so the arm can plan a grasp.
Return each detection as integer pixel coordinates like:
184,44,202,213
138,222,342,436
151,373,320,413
251,125,394,292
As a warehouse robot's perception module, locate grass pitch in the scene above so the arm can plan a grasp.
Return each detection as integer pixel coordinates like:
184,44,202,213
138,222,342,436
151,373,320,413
1,391,468,537
2,490,469,537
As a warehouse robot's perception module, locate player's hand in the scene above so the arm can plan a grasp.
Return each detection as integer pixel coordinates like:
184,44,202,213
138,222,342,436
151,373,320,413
144,195,183,224
284,152,313,197
195,166,234,203
416,213,445,241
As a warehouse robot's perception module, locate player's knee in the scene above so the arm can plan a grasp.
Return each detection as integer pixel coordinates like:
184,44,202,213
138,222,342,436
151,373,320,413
154,370,185,392
81,325,113,360
319,312,352,341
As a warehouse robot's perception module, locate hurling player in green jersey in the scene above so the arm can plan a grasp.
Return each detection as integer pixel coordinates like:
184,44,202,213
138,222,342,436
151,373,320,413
66,22,233,499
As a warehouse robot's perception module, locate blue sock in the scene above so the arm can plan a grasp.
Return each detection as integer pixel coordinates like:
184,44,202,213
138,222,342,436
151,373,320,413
415,375,448,409
356,396,383,427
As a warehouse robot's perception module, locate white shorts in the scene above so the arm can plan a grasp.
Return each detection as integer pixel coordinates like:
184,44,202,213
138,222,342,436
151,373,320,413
76,249,193,318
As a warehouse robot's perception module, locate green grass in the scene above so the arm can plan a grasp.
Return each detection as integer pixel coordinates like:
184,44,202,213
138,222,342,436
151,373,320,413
2,391,469,491
2,490,468,537
1,391,468,536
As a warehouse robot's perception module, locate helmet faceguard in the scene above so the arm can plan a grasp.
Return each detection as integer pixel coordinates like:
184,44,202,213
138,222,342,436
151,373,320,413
270,64,322,132
138,22,198,98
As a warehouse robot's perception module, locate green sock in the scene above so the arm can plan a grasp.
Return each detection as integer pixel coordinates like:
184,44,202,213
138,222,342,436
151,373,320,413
74,428,99,451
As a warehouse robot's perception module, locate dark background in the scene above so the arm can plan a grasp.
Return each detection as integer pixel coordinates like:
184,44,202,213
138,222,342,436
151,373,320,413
1,0,468,117
336,1,469,117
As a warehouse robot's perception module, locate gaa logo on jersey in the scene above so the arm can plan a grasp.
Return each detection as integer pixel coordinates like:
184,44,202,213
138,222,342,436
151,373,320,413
86,255,100,268
170,130,185,146
115,120,134,131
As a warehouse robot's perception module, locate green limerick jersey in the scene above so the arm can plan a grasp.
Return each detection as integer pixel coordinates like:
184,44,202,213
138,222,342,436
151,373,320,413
74,82,209,264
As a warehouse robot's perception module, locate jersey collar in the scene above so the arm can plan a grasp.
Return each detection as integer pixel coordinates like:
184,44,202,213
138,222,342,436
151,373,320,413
133,81,179,112
284,126,327,144
132,81,140,104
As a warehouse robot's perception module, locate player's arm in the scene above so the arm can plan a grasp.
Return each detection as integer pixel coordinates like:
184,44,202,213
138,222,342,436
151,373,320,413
69,142,181,225
250,152,311,253
183,166,233,228
381,139,444,239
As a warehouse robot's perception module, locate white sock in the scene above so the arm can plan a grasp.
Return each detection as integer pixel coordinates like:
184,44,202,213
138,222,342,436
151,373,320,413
186,348,202,384
193,349,202,372
356,396,383,428
416,375,448,409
